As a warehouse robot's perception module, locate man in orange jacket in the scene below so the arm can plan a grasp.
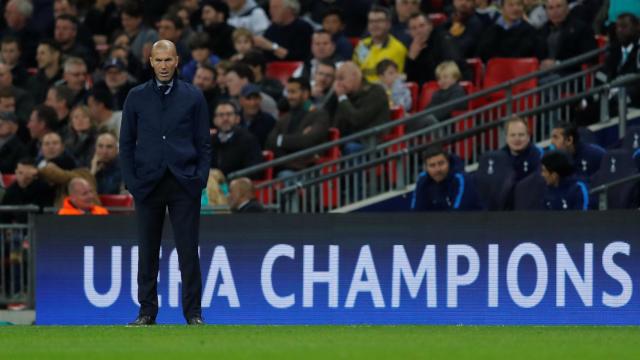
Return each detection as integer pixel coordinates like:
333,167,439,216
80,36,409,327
58,177,109,215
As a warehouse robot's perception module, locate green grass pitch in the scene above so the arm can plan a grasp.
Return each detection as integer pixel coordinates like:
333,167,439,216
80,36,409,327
1,325,639,359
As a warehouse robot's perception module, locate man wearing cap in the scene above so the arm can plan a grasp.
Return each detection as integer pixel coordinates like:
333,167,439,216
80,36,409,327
93,58,135,111
239,83,275,149
120,40,211,326
0,111,27,174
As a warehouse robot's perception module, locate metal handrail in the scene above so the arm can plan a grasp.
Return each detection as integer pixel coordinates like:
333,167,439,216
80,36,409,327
589,173,640,195
229,47,607,180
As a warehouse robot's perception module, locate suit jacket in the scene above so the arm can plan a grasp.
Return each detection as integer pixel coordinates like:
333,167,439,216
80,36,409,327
537,17,597,73
0,135,27,174
332,82,390,137
120,78,211,200
235,199,266,213
210,127,263,178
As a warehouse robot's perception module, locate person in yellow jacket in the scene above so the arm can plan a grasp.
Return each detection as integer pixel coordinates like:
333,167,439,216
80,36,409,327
58,177,109,215
353,5,407,83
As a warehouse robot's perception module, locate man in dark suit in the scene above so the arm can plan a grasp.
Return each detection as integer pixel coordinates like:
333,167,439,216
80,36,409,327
228,177,265,213
120,40,211,326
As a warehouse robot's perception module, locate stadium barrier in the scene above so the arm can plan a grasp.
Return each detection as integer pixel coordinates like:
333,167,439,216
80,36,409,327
35,211,639,325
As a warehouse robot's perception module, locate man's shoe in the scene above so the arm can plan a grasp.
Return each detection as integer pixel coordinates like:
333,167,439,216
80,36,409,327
187,316,205,325
128,315,156,326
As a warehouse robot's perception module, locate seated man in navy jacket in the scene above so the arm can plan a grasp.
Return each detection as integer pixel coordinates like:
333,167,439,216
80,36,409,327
550,122,605,179
411,147,479,211
541,151,589,211
502,116,543,182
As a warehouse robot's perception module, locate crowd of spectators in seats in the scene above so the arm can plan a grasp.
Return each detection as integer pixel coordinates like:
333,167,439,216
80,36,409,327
0,0,638,217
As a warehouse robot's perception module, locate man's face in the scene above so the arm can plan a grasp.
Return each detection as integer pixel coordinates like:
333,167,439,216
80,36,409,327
408,15,433,42
541,165,558,186
36,44,56,69
311,33,335,60
157,20,181,42
425,154,450,183
54,0,73,18
70,108,91,132
550,128,574,153
149,46,179,82
4,1,26,29
546,0,569,26
87,96,101,117
54,19,76,45
193,67,215,91
395,0,419,22
454,0,475,16
506,121,530,153
45,89,66,118
15,163,36,188
314,64,335,91
286,82,308,108
121,13,142,33
225,71,247,97
503,0,524,22
104,67,128,89
0,64,13,88
41,133,64,160
335,65,360,94
367,11,390,39
239,94,261,116
63,64,87,92
0,96,15,112
95,134,118,163
269,0,289,25
0,119,16,138
69,181,96,210
616,16,639,46
1,42,20,66
201,5,222,27
214,104,239,132
322,14,343,35
27,111,46,139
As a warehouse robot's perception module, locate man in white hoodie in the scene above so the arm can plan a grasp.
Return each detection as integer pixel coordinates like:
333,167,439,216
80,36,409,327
226,0,271,35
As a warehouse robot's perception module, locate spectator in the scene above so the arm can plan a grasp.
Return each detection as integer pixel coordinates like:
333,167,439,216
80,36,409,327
54,0,100,51
93,58,136,111
321,7,353,60
225,63,278,118
84,0,122,43
538,0,597,73
26,105,57,158
0,63,35,125
239,84,276,149
57,177,109,215
440,0,486,58
230,27,255,62
120,1,159,64
550,122,605,179
64,105,97,168
411,147,480,211
1,158,55,221
540,151,589,210
201,0,236,59
228,177,265,213
376,59,412,113
266,77,330,174
524,0,548,29
332,62,390,153
607,0,640,27
604,13,640,107
169,4,197,46
192,63,222,123
201,169,229,210
310,59,337,110
405,13,467,86
28,40,63,104
293,30,344,81
210,100,263,177
255,0,314,61
36,149,97,207
1,0,39,68
0,112,27,174
181,32,221,83
227,0,271,36
38,131,77,171
476,0,539,62
176,0,203,31
90,132,123,195
157,14,191,63
353,5,408,83
241,50,285,103
107,40,145,83
214,60,233,94
45,84,74,135
475,0,500,27
502,116,543,182
392,0,421,47
1,36,29,88
87,87,123,136
59,57,89,107
54,15,95,70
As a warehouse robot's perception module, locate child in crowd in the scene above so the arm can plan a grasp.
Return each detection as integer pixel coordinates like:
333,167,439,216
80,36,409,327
376,59,412,113
230,28,256,62
427,61,468,121
181,33,220,83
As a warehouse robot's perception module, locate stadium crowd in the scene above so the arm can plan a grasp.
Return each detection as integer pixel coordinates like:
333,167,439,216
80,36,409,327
0,0,638,216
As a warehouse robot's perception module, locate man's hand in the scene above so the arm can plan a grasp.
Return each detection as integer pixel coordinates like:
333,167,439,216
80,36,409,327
253,35,288,59
90,155,104,175
540,59,556,71
302,126,313,135
334,81,347,97
408,39,426,60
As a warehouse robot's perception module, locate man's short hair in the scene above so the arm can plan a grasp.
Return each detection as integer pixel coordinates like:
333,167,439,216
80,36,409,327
188,32,210,51
0,87,16,99
287,77,311,92
160,14,184,30
618,12,640,25
1,35,20,49
322,7,345,23
241,50,267,73
553,121,579,144
122,1,144,17
504,116,529,134
227,63,255,82
63,57,86,72
33,104,58,130
50,84,74,108
215,99,240,114
88,87,114,110
202,0,230,20
369,5,392,21
542,151,574,178
11,0,34,18
313,29,334,40
38,39,61,53
17,157,36,167
197,62,217,78
318,59,336,69
422,146,448,163
55,14,79,29
282,0,301,16
408,12,431,24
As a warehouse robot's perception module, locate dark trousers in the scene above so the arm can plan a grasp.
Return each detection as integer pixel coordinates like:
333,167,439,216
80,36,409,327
135,171,202,320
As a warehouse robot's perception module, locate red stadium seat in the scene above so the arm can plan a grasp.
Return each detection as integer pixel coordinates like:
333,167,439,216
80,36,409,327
483,57,538,97
348,37,360,49
2,173,16,187
466,58,484,88
315,128,341,208
254,150,275,205
428,13,448,27
265,61,303,86
595,35,607,65
418,81,473,111
99,194,133,208
406,81,419,113
428,0,445,12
